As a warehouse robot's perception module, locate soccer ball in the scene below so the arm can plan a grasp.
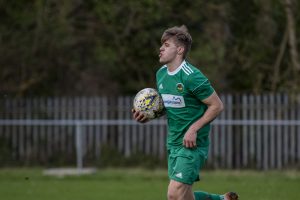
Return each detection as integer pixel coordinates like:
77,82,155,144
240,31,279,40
133,88,165,119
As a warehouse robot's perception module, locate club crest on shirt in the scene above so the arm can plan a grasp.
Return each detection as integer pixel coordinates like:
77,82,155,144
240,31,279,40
176,83,184,93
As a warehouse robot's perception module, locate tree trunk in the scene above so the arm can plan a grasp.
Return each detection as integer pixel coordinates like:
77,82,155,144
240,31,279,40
282,0,300,72
271,27,288,92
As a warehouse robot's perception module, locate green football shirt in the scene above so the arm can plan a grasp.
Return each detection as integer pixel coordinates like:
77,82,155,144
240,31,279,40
156,60,214,149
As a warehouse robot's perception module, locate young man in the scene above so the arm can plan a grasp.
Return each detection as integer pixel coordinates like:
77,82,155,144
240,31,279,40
133,25,238,200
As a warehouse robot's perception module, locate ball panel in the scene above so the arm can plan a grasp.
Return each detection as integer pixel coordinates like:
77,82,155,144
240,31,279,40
133,88,165,119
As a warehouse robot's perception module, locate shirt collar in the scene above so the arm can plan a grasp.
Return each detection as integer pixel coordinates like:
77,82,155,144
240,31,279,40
167,60,186,75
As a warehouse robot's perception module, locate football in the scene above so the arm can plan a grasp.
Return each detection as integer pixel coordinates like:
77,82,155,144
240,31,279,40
133,88,165,119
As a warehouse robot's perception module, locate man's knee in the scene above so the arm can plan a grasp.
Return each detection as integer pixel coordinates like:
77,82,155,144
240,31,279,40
167,190,176,200
167,182,180,200
167,180,193,200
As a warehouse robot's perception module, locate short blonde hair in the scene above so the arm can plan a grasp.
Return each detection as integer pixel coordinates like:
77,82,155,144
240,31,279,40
161,25,192,59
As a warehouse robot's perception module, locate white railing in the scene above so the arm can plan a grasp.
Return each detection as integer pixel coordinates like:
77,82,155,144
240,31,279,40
0,94,299,170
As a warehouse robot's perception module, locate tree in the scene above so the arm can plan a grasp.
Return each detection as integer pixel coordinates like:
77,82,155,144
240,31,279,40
0,0,299,96
281,0,300,92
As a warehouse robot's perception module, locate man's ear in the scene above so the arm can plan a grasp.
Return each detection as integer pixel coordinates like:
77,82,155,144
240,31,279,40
177,46,185,55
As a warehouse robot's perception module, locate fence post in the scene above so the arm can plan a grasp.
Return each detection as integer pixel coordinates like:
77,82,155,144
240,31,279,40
75,122,83,172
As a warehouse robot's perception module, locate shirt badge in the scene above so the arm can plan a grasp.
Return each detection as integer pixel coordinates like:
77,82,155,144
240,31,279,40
176,83,184,93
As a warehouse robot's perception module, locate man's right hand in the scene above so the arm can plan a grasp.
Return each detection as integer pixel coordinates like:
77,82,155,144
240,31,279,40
132,109,149,123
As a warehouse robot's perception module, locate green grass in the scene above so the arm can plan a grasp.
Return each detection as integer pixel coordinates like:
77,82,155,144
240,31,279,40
0,168,299,200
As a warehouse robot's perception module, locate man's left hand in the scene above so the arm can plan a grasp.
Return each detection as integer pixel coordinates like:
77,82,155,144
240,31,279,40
183,128,197,148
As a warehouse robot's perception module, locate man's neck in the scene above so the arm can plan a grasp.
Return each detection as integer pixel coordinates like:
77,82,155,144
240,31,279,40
166,58,184,72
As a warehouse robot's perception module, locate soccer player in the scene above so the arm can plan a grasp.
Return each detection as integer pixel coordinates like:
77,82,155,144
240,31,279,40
132,25,238,200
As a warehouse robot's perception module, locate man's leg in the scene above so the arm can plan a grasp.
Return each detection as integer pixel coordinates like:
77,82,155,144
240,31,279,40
167,180,238,200
193,191,221,200
167,180,194,200
194,191,239,200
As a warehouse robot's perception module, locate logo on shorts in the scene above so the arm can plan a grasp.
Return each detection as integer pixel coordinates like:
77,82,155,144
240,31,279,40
175,172,183,179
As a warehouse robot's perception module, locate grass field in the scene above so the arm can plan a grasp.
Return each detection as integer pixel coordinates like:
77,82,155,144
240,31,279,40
0,168,299,200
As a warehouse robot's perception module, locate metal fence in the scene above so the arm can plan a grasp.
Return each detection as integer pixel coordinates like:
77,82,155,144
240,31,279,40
0,94,299,170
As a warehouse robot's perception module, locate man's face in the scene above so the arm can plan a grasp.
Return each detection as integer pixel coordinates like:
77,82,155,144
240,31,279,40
159,38,180,64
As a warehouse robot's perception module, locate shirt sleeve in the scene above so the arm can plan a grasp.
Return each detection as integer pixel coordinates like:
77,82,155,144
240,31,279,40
187,71,215,100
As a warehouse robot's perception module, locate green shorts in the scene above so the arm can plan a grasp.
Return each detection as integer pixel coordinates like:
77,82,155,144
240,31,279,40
167,146,208,185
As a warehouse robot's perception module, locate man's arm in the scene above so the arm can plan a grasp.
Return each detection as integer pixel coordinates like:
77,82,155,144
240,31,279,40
183,91,224,148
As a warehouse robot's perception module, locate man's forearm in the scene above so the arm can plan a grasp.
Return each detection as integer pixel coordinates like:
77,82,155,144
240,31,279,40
189,104,223,132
